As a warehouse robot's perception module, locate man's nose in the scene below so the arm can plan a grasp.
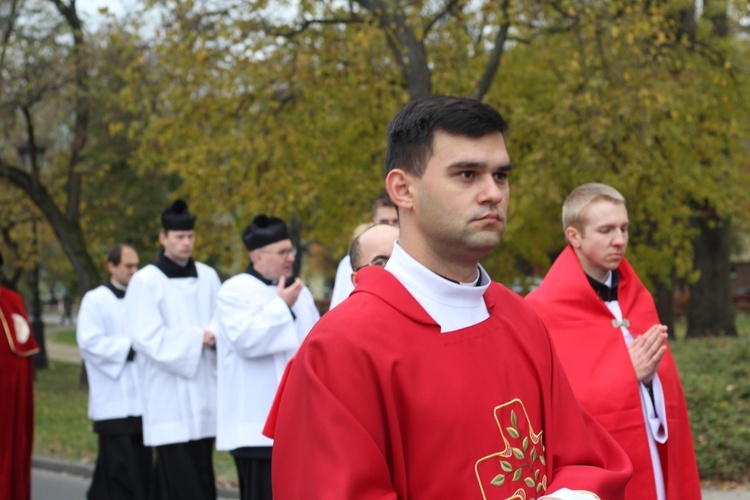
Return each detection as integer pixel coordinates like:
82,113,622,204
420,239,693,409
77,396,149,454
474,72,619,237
478,175,504,204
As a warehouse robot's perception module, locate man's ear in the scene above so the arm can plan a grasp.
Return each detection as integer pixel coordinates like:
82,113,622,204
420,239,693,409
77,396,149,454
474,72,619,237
385,169,414,210
565,226,582,249
350,272,358,288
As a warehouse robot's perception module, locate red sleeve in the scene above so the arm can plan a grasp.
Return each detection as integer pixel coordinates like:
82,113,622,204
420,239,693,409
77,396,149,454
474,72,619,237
271,333,398,500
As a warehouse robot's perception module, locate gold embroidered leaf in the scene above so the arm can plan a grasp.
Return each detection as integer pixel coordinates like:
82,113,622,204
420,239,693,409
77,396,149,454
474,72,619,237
491,474,506,486
506,427,520,439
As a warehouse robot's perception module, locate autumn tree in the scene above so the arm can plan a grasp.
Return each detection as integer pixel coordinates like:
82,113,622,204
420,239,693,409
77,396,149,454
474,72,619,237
0,0,176,298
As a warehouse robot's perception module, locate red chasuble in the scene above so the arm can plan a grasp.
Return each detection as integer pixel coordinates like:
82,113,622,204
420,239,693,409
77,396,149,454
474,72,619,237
525,246,701,500
271,266,632,499
0,286,38,500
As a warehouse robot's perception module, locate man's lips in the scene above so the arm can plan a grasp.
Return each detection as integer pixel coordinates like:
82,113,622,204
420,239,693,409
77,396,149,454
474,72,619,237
476,212,503,222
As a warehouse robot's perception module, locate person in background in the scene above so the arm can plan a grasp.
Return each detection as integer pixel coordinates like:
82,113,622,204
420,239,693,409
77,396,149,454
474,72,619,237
125,200,221,500
77,243,152,499
328,190,399,309
215,215,319,500
0,250,38,500
347,223,400,287
526,182,701,499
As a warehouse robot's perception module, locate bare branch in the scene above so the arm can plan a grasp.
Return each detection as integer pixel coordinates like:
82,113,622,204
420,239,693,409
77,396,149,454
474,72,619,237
470,0,511,100
46,0,87,223
423,0,463,38
263,16,365,38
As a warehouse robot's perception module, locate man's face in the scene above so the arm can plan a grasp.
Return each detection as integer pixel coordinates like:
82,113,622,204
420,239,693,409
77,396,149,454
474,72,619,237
404,130,511,263
350,225,400,286
252,238,295,282
159,230,195,265
108,246,139,287
373,206,399,227
567,200,629,282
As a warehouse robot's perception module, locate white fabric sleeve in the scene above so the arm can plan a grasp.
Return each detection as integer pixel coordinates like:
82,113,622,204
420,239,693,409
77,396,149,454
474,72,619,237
640,374,668,443
124,272,203,379
540,488,599,499
329,255,354,310
217,279,299,358
76,293,131,380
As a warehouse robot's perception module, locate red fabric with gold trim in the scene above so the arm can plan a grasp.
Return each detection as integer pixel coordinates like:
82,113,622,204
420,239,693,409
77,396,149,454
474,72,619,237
0,286,36,500
526,246,701,499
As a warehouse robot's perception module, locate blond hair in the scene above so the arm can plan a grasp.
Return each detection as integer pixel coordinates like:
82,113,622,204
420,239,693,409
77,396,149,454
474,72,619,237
562,183,626,234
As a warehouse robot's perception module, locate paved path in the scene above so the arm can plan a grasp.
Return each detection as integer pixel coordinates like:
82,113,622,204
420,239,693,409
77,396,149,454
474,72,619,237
32,456,239,499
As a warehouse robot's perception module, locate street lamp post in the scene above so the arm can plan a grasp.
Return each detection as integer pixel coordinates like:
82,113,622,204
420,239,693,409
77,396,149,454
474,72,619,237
17,142,48,370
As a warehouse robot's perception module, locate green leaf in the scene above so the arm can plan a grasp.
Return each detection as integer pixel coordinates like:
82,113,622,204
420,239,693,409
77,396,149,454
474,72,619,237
511,410,518,427
500,460,513,472
523,437,529,450
491,474,505,486
513,468,523,481
525,477,536,487
507,427,520,439
512,447,525,459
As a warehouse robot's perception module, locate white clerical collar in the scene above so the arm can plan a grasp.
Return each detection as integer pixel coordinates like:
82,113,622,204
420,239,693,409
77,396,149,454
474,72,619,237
385,241,491,333
603,271,613,287
110,280,128,291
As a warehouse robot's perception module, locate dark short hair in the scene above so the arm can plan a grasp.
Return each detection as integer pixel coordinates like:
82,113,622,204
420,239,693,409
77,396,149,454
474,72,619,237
371,190,395,216
384,95,509,177
107,244,134,266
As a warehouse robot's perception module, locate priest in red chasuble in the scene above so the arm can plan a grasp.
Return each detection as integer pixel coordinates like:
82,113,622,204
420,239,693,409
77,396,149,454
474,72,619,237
526,183,701,499
270,97,632,499
0,251,39,500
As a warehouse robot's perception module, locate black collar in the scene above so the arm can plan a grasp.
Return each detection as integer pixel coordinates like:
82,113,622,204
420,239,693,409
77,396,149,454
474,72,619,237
154,250,198,278
104,280,126,299
245,264,273,285
586,270,619,302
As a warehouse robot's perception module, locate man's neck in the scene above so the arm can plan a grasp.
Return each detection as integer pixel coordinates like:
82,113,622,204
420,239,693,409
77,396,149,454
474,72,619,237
397,236,480,283
109,279,127,291
164,252,189,267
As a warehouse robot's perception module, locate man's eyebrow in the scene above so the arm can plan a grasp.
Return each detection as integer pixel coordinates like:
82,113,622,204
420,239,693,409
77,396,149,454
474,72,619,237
447,161,513,170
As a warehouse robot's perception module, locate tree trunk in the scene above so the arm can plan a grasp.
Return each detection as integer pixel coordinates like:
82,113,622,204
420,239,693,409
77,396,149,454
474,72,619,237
0,162,101,294
686,212,737,337
653,279,675,338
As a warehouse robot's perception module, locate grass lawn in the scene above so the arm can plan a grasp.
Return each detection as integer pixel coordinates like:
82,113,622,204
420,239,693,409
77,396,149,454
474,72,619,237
33,360,238,487
46,328,78,346
670,314,750,483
